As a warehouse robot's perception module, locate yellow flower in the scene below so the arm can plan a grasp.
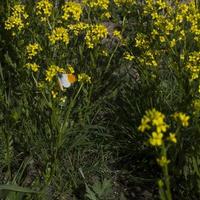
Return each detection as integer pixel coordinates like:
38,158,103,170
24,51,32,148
26,43,42,59
113,30,122,40
157,156,170,167
159,36,165,43
37,82,45,90
123,52,134,61
138,117,151,132
102,50,108,57
149,132,163,146
67,65,75,74
78,73,91,83
46,65,64,82
168,133,177,143
60,97,66,103
135,33,149,49
170,39,176,48
35,0,53,22
138,108,169,148
49,27,69,45
5,4,29,33
62,2,82,21
139,50,158,68
149,109,168,133
51,90,58,98
25,63,40,72
193,99,200,112
101,12,111,19
68,22,89,36
186,51,200,81
85,24,108,48
173,112,190,127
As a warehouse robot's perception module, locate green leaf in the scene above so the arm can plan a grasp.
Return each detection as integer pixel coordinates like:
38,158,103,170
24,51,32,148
85,185,98,200
0,184,39,194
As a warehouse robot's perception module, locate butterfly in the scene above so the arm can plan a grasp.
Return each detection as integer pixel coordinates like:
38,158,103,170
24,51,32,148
58,73,76,91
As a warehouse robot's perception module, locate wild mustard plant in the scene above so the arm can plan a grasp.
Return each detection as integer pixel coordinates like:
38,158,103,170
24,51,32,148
138,109,168,146
2,0,200,198
78,73,91,83
173,112,190,127
186,52,200,81
138,109,190,200
123,52,134,61
85,24,108,48
5,4,28,35
113,30,123,41
25,63,40,72
26,43,42,59
68,22,89,36
35,0,53,22
62,2,82,21
48,27,69,45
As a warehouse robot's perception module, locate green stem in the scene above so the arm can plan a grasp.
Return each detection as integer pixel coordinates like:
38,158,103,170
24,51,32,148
163,164,172,200
59,82,84,142
105,15,126,72
105,42,120,72
161,145,172,200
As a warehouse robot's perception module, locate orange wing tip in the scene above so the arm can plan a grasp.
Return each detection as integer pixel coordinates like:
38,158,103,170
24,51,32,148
58,73,76,90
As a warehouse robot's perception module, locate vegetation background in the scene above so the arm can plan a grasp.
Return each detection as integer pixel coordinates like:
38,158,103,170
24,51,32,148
0,0,200,199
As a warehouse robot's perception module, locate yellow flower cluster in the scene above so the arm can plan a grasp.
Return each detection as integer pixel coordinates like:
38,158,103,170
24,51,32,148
85,24,108,48
134,33,158,68
186,51,200,81
135,33,149,49
101,12,111,19
5,4,28,34
138,108,168,146
68,22,89,36
62,2,82,21
173,112,190,127
25,63,40,72
186,2,200,41
123,52,134,61
35,0,53,22
144,0,170,17
113,30,122,41
26,43,42,59
49,27,69,45
139,50,158,68
176,4,188,22
46,65,64,82
157,156,170,167
149,131,163,146
193,99,200,115
114,0,136,7
78,73,91,83
82,0,109,10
